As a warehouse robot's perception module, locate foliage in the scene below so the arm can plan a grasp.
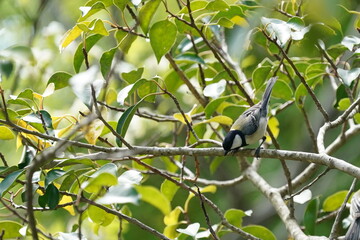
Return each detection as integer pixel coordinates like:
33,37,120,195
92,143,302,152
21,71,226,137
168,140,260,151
0,0,360,239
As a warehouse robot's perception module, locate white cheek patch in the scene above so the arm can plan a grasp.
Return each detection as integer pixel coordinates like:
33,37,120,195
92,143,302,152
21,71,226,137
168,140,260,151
231,134,243,150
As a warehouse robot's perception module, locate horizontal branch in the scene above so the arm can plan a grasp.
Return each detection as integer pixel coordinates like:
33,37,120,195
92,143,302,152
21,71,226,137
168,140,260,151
65,146,360,179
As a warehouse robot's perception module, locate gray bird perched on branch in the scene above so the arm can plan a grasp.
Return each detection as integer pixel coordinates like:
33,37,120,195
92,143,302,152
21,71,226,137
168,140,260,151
222,76,278,156
345,191,360,240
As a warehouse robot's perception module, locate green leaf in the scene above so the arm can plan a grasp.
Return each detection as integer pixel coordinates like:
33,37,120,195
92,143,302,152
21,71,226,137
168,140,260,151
322,190,348,212
337,98,351,111
117,79,146,105
294,83,307,107
73,34,103,73
138,0,161,34
224,209,246,228
261,17,291,46
78,2,107,21
304,197,319,235
100,47,117,79
354,113,360,124
84,172,118,193
121,68,144,84
114,0,130,11
150,20,177,62
116,95,149,146
161,179,180,202
83,163,118,193
272,80,293,100
88,205,115,226
0,126,15,140
252,66,272,90
46,183,60,209
18,88,34,100
327,44,347,59
0,169,24,196
204,95,237,118
18,145,36,169
47,72,72,90
45,169,66,188
206,0,229,11
135,185,171,215
137,80,158,102
115,30,137,54
0,221,23,238
242,225,276,240
174,53,206,65
77,19,109,36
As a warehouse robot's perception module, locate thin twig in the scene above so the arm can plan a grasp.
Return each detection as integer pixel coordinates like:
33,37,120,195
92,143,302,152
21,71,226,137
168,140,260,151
195,184,220,240
329,178,357,239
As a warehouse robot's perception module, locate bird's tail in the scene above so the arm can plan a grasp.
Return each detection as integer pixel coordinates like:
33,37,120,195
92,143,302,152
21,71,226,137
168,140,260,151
260,76,278,113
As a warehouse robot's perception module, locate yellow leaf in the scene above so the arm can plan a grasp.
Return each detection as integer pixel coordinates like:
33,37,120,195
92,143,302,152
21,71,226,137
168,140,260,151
266,117,279,143
0,126,15,140
59,25,83,51
164,206,183,226
173,113,192,124
57,124,74,138
60,195,75,216
231,16,248,27
105,88,118,105
196,115,233,126
187,104,198,116
84,119,104,145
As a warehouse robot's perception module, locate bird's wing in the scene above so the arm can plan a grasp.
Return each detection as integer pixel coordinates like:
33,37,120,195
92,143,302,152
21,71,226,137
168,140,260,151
231,105,260,135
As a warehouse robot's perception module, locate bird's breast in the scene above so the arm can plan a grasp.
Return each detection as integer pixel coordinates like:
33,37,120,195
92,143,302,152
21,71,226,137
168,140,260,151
245,117,267,145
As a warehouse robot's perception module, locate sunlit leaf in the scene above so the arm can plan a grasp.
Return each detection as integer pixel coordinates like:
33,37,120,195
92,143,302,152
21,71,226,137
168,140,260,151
100,47,117,79
138,0,161,34
196,115,233,126
135,185,171,215
149,20,177,62
161,179,180,202
73,34,103,73
59,25,83,51
203,80,226,99
121,68,144,84
337,98,351,111
242,225,276,240
0,126,15,140
272,80,293,100
341,35,360,51
322,190,348,212
69,66,104,109
293,189,312,204
115,30,137,53
78,2,107,21
97,184,140,204
337,68,360,86
88,205,115,226
177,223,200,237
114,0,130,11
266,117,279,143
224,209,246,228
0,221,22,238
173,112,192,124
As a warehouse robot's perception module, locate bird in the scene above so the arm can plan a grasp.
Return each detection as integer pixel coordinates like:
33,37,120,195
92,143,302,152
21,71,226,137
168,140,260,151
345,190,360,240
222,76,278,156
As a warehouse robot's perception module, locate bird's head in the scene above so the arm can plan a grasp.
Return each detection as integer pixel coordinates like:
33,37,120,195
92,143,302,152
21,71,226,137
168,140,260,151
222,130,246,155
